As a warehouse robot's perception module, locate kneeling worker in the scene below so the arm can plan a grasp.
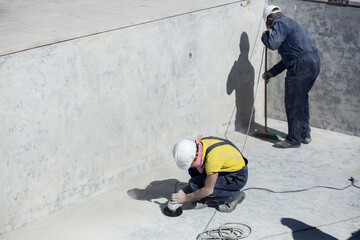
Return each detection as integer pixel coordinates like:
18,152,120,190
171,135,248,212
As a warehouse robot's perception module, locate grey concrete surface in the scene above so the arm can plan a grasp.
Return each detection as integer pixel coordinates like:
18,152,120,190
0,0,268,234
1,119,359,240
308,0,360,7
0,0,246,56
1,0,360,239
266,0,360,137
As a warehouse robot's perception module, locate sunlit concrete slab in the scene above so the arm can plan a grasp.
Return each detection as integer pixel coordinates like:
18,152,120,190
1,0,359,239
0,0,266,234
0,0,242,56
1,119,359,240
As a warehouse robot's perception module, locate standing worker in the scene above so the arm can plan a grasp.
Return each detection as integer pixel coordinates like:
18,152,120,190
170,135,248,212
261,5,321,148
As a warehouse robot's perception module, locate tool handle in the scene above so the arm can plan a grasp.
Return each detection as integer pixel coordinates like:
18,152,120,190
264,46,268,132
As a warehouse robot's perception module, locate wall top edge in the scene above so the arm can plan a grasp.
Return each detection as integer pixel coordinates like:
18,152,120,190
301,0,360,7
0,0,246,57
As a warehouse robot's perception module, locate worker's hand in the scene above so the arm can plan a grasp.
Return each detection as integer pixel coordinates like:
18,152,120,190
262,30,270,36
171,190,186,204
262,71,273,84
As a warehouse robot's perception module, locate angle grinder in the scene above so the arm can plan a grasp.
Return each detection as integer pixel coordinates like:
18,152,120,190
163,181,183,217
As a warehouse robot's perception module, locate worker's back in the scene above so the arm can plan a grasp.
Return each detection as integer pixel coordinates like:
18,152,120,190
269,14,319,67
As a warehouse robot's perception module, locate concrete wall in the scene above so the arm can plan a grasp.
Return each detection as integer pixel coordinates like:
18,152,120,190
0,1,266,234
267,0,360,136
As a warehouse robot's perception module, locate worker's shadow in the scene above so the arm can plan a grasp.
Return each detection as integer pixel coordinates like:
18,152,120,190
281,218,337,240
127,179,189,212
227,32,286,143
348,229,360,239
227,32,255,134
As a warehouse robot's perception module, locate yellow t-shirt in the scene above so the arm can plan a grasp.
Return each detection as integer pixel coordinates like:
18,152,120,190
201,137,246,175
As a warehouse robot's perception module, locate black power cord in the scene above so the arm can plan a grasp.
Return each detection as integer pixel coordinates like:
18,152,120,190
242,177,360,194
197,223,251,240
349,177,360,189
197,177,359,239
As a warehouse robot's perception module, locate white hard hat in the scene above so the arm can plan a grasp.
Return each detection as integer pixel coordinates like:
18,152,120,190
173,139,196,170
263,5,281,22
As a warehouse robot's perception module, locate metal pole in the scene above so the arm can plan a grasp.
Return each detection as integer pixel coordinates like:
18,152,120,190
264,46,268,132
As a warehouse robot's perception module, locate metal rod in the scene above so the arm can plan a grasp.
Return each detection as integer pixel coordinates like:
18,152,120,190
264,46,268,132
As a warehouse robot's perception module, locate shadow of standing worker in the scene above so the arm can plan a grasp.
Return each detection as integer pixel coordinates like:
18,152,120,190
348,229,360,240
281,218,337,240
227,32,255,134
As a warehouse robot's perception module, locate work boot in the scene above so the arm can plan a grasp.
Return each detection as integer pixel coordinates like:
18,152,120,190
301,136,311,144
217,191,246,213
273,140,300,149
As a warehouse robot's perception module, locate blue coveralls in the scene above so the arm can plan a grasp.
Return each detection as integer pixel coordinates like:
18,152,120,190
261,14,321,145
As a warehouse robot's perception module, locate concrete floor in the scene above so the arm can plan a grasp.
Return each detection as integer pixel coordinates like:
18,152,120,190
1,1,360,239
1,119,359,240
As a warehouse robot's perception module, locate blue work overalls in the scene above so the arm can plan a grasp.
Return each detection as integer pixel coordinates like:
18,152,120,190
261,14,321,145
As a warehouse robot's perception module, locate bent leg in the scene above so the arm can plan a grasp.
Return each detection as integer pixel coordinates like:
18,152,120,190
301,94,311,138
284,73,303,145
285,54,320,145
301,55,320,138
187,166,248,205
205,166,248,204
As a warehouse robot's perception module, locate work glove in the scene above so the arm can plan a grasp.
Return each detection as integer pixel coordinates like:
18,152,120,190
262,71,273,84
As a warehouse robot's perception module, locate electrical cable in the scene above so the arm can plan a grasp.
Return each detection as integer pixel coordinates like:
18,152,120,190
219,1,360,239
349,177,360,189
201,209,218,234
196,177,359,240
241,46,265,154
224,0,260,141
197,223,252,240
240,0,251,8
225,44,265,152
242,177,360,194
205,1,268,239
224,0,269,156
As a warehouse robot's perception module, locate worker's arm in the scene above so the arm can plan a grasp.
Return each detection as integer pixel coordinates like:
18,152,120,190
270,60,286,76
171,173,218,204
261,21,287,50
266,60,286,79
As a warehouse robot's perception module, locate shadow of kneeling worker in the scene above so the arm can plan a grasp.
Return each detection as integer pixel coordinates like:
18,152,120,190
127,179,187,212
281,218,337,240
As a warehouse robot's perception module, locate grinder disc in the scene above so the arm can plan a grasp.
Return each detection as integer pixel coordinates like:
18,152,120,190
163,206,183,217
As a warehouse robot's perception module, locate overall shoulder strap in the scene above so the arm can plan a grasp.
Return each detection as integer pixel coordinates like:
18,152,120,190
205,141,228,158
202,136,248,165
202,136,227,141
